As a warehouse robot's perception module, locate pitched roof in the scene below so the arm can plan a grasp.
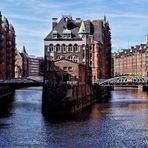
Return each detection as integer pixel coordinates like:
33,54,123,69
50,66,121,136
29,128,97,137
44,17,82,41
44,16,109,43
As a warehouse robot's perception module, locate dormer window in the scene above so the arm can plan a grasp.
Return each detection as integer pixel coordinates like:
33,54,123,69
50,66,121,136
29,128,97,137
63,29,71,39
52,30,58,39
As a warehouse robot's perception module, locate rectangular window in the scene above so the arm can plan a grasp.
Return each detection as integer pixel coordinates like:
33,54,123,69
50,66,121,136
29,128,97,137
53,34,57,38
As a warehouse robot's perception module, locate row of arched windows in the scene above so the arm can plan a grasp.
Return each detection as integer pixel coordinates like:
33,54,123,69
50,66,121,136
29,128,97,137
68,55,79,63
48,44,80,53
55,55,79,63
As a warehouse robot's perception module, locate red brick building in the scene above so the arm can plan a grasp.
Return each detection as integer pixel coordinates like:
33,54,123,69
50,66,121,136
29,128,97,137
15,48,23,78
44,16,111,83
46,59,88,85
20,46,29,77
113,40,148,77
0,11,16,79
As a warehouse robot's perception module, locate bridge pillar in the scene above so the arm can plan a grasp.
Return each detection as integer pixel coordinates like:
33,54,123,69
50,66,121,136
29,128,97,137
138,85,148,91
143,86,148,91
96,86,111,102
138,85,143,91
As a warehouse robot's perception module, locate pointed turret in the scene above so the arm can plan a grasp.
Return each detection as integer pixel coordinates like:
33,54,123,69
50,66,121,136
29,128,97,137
3,17,9,28
104,15,106,22
0,11,2,19
0,11,2,25
78,21,88,34
22,46,28,56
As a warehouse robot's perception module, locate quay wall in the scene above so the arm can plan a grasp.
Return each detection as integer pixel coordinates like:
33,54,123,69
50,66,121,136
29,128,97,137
0,87,14,115
42,83,110,116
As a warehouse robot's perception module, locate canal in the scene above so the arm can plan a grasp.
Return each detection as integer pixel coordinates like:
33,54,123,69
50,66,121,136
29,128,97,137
0,87,148,147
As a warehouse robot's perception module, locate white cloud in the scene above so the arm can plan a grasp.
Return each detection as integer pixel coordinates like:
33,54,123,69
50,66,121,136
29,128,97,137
2,0,148,56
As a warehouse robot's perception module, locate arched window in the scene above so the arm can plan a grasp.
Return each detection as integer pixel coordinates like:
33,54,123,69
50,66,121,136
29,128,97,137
49,44,54,52
68,55,73,61
56,55,65,60
56,44,61,52
56,56,60,60
74,44,78,52
73,56,79,63
62,44,66,53
68,55,79,63
68,44,73,52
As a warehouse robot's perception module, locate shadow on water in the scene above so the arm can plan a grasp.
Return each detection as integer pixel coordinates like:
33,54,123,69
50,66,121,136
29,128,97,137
0,92,14,118
45,88,148,122
43,105,93,123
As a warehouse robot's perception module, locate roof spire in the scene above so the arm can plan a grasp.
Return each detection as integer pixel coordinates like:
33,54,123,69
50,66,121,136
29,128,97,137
22,46,28,55
104,15,106,21
78,21,88,34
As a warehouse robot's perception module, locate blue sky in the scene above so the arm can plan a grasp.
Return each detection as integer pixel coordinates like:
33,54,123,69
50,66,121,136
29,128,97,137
1,0,148,56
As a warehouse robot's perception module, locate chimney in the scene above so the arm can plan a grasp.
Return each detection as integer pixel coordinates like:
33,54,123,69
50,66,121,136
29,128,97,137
76,18,81,27
52,18,58,29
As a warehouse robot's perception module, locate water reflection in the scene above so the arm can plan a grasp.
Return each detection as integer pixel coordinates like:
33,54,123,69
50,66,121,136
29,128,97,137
0,87,148,147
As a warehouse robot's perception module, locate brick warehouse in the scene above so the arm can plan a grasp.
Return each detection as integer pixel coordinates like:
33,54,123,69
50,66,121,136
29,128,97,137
0,11,15,79
44,16,112,83
113,36,148,77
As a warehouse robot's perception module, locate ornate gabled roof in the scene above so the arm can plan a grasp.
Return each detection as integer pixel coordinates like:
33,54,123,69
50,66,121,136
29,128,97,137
44,17,82,41
44,16,109,43
78,21,88,34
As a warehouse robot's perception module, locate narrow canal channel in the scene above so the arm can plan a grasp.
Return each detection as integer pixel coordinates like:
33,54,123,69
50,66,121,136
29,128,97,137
0,87,148,147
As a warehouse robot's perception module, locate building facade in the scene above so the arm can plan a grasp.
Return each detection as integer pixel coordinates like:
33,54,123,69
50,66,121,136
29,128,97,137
38,57,44,76
113,38,148,77
0,11,16,79
48,59,88,85
15,48,23,78
28,56,40,76
44,16,111,83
